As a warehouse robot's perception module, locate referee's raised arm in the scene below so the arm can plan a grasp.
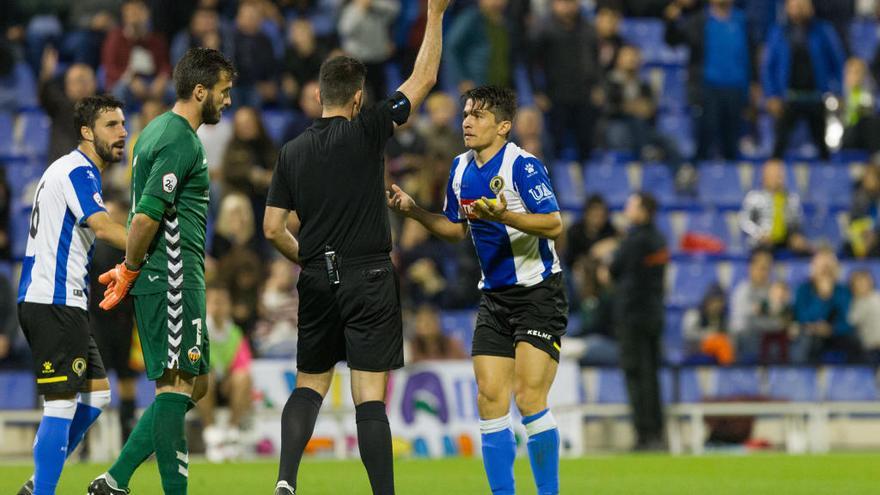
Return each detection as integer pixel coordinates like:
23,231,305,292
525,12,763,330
396,0,451,112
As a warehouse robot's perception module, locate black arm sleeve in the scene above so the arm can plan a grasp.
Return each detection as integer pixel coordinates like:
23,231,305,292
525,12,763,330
358,91,412,145
266,147,295,210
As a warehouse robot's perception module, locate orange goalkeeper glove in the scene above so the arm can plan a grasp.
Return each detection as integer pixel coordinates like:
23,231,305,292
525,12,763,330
98,261,141,310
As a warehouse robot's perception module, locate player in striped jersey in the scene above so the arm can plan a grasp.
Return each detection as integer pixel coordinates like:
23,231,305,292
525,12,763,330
387,86,566,495
16,95,129,495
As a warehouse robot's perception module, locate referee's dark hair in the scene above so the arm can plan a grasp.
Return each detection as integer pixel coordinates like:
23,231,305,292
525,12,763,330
73,94,124,142
318,55,367,107
173,47,237,100
461,85,517,134
634,191,658,222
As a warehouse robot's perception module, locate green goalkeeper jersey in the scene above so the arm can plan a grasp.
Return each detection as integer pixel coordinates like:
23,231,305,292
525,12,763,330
129,111,209,295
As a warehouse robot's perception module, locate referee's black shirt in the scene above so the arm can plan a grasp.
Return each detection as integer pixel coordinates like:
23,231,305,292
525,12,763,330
267,92,411,264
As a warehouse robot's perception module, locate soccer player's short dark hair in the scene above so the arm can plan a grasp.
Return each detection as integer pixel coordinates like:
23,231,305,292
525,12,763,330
318,55,367,107
173,47,237,100
73,94,124,142
461,85,517,124
634,191,658,221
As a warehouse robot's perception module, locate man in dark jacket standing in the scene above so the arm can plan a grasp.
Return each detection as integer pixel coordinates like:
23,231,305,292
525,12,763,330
529,0,600,161
610,192,668,450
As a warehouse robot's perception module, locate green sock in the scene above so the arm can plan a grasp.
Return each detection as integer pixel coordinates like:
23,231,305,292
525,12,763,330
108,402,157,488
153,392,190,495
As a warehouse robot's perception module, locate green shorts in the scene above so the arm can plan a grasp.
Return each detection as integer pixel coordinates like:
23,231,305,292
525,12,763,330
133,290,209,381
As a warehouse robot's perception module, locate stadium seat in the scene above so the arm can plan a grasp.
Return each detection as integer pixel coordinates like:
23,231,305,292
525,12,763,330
0,371,37,410
663,307,685,365
767,367,819,402
668,260,719,307
682,210,737,252
713,367,761,398
261,109,294,147
780,259,812,288
439,310,477,353
676,367,703,403
654,211,678,248
849,19,879,61
825,366,879,402
0,112,13,156
697,162,745,208
801,213,843,250
584,162,630,208
596,368,628,404
17,111,50,156
656,112,694,159
806,164,852,208
551,161,584,210
640,163,677,206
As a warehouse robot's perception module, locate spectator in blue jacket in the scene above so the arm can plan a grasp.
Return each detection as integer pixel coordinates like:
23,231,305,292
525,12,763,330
792,248,862,363
665,0,756,160
763,0,846,160
446,0,512,93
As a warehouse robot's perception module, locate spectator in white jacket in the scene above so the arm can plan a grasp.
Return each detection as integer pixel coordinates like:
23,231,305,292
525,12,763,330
739,159,810,254
338,0,400,102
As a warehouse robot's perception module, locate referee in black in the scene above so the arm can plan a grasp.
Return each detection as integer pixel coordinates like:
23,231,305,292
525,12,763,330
262,0,450,493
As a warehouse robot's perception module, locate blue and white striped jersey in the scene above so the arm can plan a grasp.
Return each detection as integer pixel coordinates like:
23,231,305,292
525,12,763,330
443,142,562,290
18,149,107,310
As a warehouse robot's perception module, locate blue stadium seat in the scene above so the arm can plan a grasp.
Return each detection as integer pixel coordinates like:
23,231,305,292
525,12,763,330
697,162,745,208
656,112,694,159
641,163,677,206
655,211,677,248
677,367,703,403
261,109,294,147
728,260,749,291
767,367,818,402
660,368,674,404
0,371,37,410
663,308,685,365
440,310,477,353
551,161,584,210
850,19,879,61
781,259,812,289
18,111,50,156
801,213,842,250
682,210,736,251
584,162,630,207
0,112,13,156
596,368,628,404
713,367,761,398
807,165,852,208
825,366,879,402
669,260,718,307
12,208,30,258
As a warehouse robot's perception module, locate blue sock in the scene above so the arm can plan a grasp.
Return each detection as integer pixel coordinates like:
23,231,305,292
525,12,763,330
479,414,516,495
523,409,560,495
66,391,111,456
33,399,77,495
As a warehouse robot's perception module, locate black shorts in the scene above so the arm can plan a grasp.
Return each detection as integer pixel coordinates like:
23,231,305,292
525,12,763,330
90,304,137,379
296,254,403,373
19,302,107,395
472,272,569,362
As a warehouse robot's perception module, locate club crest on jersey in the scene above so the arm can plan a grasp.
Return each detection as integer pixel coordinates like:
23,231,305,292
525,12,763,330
163,173,178,193
72,358,87,376
188,346,202,364
489,176,504,195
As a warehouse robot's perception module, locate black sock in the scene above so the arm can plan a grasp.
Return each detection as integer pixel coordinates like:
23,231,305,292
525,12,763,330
120,399,136,444
356,401,394,495
278,387,324,488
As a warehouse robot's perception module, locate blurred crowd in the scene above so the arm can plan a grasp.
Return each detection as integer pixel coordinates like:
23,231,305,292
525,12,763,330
3,0,880,372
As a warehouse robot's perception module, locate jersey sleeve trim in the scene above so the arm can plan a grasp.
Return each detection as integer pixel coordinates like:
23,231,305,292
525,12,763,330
135,193,167,222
